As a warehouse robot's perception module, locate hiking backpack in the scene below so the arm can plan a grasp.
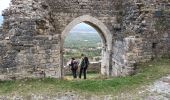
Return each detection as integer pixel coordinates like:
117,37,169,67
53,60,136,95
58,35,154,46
84,57,89,67
73,60,78,70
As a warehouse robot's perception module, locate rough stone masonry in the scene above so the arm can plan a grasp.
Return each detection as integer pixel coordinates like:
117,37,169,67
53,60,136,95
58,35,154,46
0,0,169,80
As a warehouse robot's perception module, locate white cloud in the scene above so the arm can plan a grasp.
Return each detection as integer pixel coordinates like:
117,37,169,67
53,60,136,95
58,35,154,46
0,0,11,15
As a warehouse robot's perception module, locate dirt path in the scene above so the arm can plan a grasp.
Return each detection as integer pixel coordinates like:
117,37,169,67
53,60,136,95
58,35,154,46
142,75,170,100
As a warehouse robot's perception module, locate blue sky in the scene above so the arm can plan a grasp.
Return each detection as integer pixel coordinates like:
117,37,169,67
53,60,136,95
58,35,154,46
70,23,97,33
0,0,10,26
0,16,3,25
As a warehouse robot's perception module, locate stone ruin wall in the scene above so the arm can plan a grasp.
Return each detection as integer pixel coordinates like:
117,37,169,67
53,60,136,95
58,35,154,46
112,0,170,76
0,0,60,79
0,0,119,79
0,0,169,79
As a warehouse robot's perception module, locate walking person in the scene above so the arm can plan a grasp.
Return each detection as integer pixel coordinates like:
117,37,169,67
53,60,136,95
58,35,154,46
79,54,89,79
69,58,78,79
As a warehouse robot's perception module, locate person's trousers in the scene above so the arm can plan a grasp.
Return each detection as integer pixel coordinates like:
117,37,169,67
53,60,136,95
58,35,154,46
79,67,87,79
72,69,77,78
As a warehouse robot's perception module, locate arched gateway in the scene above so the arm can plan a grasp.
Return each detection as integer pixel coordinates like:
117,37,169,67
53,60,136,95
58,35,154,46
0,0,119,79
0,0,169,79
61,15,113,77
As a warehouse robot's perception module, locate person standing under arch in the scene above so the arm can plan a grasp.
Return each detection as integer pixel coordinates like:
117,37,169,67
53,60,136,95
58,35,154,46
69,58,78,79
79,54,89,79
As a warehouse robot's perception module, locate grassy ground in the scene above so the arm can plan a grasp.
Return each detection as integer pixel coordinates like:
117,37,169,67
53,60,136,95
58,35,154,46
64,72,101,80
0,58,170,96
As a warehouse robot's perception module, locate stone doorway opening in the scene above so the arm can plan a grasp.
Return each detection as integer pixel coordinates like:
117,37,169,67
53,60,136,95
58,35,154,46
63,22,102,79
60,15,113,78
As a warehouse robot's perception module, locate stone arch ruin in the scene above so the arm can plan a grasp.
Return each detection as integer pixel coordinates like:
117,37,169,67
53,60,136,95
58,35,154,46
0,0,169,79
61,15,113,76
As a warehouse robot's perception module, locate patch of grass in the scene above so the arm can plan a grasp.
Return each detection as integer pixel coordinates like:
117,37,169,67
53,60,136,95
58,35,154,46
64,73,101,80
0,58,170,95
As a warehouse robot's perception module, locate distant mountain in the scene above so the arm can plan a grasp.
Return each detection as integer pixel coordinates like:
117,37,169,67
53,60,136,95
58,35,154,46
64,23,102,49
67,23,100,42
70,28,96,33
70,23,97,33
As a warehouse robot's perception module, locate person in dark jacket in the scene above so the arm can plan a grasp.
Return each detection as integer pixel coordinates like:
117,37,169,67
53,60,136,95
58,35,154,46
79,54,89,79
69,58,78,78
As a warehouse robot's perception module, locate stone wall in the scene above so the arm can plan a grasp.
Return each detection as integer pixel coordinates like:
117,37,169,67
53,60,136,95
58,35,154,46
0,0,62,79
46,0,120,33
0,0,169,79
110,0,170,76
114,0,170,74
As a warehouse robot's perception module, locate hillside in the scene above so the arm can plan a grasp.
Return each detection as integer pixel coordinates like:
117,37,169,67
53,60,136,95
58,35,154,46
64,31,102,49
63,23,102,63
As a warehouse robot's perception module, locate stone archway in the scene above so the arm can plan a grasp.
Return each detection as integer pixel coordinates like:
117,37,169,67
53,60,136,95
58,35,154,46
60,15,113,77
1,0,162,80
